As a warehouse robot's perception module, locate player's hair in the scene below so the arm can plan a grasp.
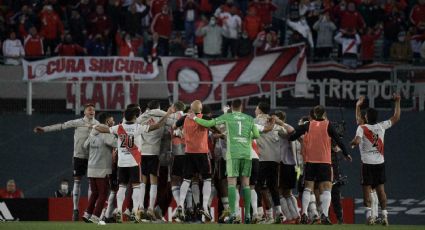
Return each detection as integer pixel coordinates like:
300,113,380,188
274,110,286,122
126,103,140,109
313,105,325,120
98,112,113,124
124,107,141,121
147,100,161,110
232,99,243,109
257,102,270,114
174,101,185,112
366,108,378,125
202,104,212,115
61,179,69,183
84,103,95,110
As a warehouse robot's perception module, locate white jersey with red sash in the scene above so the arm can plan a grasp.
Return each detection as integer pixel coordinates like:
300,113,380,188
251,140,260,159
355,120,392,164
110,123,147,167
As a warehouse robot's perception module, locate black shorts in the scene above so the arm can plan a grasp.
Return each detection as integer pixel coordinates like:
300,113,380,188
218,158,227,180
304,163,333,182
250,159,260,186
118,166,141,185
171,155,186,177
109,161,119,191
183,153,211,179
279,163,297,189
73,157,88,177
141,155,160,177
258,161,279,189
361,163,386,187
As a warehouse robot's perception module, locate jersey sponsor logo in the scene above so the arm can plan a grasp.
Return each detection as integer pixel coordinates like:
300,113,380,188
0,202,14,221
361,126,384,155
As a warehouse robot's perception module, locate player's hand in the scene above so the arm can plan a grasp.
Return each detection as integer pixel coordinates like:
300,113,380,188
167,105,175,114
33,126,44,133
187,112,196,120
344,154,353,162
393,93,401,102
356,96,365,107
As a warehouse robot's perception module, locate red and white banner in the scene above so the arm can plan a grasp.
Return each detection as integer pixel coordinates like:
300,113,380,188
22,56,159,81
161,44,308,103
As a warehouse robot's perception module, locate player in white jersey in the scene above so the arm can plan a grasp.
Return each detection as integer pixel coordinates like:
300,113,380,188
137,100,174,221
33,103,99,221
96,105,175,223
355,96,380,224
83,112,117,225
351,94,401,226
273,111,300,223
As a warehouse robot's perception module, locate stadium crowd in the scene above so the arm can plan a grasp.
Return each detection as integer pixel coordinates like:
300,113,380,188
0,0,424,66
30,94,400,226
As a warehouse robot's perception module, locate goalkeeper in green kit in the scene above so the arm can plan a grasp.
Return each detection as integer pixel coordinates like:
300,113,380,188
188,99,260,224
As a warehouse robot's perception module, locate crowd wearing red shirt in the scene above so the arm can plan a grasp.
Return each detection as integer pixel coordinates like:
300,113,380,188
0,0,424,63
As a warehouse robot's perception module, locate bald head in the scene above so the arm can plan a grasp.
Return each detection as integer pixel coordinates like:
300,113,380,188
191,100,202,113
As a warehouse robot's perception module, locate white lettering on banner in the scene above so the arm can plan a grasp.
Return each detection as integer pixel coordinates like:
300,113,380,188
355,198,425,216
0,202,14,221
309,79,412,101
22,57,159,81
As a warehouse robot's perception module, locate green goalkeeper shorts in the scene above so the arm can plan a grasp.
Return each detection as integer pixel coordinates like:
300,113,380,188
226,158,252,177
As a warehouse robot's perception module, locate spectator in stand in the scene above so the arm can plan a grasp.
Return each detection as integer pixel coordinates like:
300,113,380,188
55,34,86,56
39,4,64,56
358,0,385,28
23,26,44,60
124,4,142,36
85,34,108,56
249,0,277,27
361,25,382,65
55,179,72,198
195,15,208,57
253,25,278,53
383,6,407,59
313,11,337,60
199,0,213,17
184,0,199,47
390,31,412,62
410,0,425,29
334,28,361,68
89,5,111,38
287,15,314,50
75,0,95,20
151,4,172,56
107,0,124,33
115,30,143,57
134,0,151,36
196,16,223,58
221,6,241,58
237,31,253,57
243,6,262,41
68,10,87,46
15,5,38,37
150,0,168,18
144,32,161,59
339,1,365,31
214,0,241,25
2,31,25,65
409,27,425,63
0,180,24,199
170,31,187,56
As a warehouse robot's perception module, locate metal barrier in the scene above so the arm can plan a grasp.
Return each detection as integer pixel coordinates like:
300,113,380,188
12,80,423,115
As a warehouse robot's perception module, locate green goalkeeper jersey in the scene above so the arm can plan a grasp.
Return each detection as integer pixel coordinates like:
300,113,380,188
195,112,260,160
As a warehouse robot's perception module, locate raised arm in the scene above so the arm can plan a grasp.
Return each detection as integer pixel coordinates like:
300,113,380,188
355,96,365,125
148,105,175,131
390,94,401,125
34,119,83,133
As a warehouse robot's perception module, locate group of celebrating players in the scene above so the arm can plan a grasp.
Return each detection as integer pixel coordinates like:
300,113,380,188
33,94,401,226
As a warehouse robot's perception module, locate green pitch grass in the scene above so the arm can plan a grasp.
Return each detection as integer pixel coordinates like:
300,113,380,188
1,222,424,230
